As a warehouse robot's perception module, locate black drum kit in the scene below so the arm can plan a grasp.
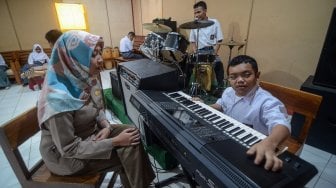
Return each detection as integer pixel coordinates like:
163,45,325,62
139,20,217,95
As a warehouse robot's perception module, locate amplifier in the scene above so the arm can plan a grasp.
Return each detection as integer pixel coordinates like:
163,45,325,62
301,75,336,154
117,59,178,127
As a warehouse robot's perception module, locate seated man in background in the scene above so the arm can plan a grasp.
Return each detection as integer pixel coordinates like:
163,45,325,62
0,54,11,90
120,31,144,59
209,55,291,171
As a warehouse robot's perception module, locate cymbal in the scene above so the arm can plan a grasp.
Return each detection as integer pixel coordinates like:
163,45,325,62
219,40,246,46
179,20,214,29
143,23,172,33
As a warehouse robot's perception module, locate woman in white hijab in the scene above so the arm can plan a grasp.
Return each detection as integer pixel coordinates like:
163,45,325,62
28,44,50,65
21,44,50,90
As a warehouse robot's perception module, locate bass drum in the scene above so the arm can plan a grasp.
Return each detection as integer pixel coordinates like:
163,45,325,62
161,32,189,62
196,64,213,91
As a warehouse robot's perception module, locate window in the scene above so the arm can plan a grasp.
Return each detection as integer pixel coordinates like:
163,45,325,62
55,3,88,31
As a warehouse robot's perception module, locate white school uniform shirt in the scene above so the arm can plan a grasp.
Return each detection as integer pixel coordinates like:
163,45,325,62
28,44,50,65
119,36,133,53
215,85,291,135
189,18,223,49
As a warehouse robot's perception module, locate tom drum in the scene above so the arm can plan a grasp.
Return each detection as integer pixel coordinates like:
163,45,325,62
140,32,165,61
161,32,189,62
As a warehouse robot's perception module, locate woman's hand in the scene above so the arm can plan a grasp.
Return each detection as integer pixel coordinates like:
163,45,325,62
112,128,140,147
93,128,111,141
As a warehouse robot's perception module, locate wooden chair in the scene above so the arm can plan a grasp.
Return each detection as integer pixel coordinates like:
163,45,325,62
0,107,120,188
259,81,322,155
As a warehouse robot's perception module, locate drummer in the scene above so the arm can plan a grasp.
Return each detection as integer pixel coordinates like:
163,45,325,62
189,1,225,96
120,31,145,59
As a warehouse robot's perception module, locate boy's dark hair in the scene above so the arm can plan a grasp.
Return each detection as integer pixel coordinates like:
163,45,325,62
45,29,63,45
194,1,207,9
227,55,259,75
128,31,135,37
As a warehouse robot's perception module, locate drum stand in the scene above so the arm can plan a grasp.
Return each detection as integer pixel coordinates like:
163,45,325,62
189,27,207,97
149,39,161,62
189,60,211,97
165,50,187,87
155,39,164,63
221,39,245,88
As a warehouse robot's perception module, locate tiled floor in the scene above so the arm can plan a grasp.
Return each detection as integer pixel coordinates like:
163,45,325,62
1,72,336,187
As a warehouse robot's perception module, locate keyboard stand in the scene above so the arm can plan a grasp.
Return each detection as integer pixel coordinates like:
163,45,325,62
154,173,184,188
154,167,197,188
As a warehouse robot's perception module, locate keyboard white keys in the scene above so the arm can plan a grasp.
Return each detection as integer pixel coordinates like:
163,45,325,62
237,131,250,139
165,91,267,148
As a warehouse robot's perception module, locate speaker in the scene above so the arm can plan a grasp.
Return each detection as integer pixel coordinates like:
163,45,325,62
313,8,336,88
117,59,178,127
301,76,336,154
110,69,122,100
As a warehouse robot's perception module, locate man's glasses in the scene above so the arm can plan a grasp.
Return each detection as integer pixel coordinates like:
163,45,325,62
228,71,254,81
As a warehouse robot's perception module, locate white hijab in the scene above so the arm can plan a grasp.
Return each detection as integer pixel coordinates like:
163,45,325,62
28,44,50,65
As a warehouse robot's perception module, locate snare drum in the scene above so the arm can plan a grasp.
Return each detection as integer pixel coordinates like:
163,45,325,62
161,32,189,62
190,52,216,63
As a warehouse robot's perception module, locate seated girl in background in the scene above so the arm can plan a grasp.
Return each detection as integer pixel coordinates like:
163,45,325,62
0,54,11,89
21,44,49,90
